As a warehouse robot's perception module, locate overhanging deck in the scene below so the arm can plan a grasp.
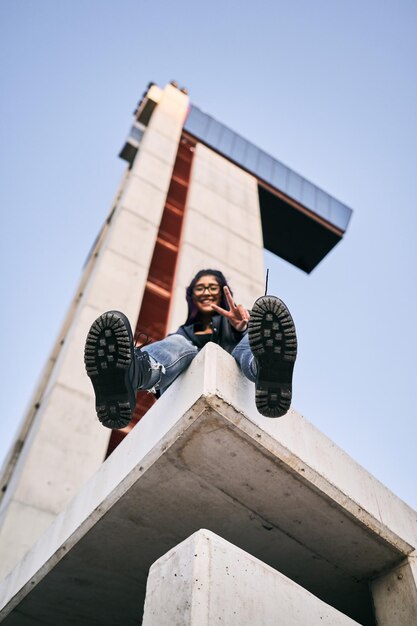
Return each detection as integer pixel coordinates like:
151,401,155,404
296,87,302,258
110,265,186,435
184,105,353,272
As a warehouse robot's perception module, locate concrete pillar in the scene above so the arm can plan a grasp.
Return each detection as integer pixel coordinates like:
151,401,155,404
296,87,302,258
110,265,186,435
142,529,361,626
371,551,417,625
0,84,189,579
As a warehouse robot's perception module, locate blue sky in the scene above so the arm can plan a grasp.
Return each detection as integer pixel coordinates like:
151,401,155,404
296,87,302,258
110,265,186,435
1,0,416,509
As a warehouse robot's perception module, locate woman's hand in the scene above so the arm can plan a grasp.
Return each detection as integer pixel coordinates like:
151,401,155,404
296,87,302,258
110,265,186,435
211,286,250,332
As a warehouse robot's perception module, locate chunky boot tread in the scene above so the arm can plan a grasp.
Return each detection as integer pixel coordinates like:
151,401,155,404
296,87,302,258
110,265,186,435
249,296,297,418
84,311,137,429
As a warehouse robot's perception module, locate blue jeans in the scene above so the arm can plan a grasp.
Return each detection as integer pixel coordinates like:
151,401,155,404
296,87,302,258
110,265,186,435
137,334,257,394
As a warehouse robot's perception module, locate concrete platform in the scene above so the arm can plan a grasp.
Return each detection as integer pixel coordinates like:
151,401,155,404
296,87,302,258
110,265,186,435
143,529,361,625
0,344,416,625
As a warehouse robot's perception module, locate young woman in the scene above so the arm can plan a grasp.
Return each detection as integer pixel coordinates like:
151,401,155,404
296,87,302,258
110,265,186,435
84,269,297,429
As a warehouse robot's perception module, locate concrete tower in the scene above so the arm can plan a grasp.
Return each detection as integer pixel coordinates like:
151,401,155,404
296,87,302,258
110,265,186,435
0,82,351,579
3,83,411,626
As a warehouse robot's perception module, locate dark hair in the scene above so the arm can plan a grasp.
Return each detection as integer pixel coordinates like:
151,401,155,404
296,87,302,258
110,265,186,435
184,269,232,325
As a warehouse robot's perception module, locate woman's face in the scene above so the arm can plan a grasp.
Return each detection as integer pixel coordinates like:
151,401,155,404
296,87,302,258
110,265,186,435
192,274,222,316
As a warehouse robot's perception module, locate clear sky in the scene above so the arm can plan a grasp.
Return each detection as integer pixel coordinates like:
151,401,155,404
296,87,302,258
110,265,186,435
1,1,416,509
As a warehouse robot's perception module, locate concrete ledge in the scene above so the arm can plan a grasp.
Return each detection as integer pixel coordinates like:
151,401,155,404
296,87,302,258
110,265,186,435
0,344,415,625
143,529,361,625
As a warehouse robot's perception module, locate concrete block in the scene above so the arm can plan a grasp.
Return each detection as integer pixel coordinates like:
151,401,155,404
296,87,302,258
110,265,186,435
128,85,187,198
52,303,106,398
194,143,256,190
186,181,264,244
119,174,168,227
106,209,158,267
228,178,261,211
191,144,259,213
132,149,175,196
145,85,188,142
140,128,180,165
146,108,185,142
143,529,361,625
12,384,107,513
145,84,162,103
161,83,189,109
180,212,264,280
85,247,148,323
0,502,55,581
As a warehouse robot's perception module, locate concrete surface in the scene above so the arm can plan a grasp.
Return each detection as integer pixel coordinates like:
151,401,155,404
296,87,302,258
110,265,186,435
142,529,361,625
0,344,415,625
371,550,417,626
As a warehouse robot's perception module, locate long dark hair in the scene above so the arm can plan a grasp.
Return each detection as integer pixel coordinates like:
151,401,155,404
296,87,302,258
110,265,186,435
184,269,232,325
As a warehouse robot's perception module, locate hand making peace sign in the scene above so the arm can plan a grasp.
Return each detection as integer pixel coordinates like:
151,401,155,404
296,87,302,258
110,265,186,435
211,286,250,332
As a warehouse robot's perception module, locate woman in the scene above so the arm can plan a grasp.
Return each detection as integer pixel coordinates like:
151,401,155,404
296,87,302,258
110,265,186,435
84,269,297,429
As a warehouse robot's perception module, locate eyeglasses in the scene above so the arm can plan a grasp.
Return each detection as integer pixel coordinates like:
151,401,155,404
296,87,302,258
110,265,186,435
192,283,221,296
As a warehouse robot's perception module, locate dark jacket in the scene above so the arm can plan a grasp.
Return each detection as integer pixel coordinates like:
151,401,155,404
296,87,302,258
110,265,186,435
175,314,246,355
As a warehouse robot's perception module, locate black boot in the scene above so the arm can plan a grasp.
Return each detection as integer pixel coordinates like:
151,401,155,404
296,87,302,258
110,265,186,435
84,311,152,429
248,296,297,418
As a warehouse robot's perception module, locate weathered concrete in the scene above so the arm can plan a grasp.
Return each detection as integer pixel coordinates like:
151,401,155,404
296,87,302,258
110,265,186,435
0,83,189,579
0,344,415,625
142,529,361,625
371,551,417,626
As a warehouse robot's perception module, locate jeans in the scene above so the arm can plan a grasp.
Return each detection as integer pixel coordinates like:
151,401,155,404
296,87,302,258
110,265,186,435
138,333,257,394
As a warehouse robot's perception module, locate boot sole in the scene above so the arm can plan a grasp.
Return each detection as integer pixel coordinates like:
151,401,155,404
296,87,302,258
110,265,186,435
84,311,136,429
248,296,297,418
